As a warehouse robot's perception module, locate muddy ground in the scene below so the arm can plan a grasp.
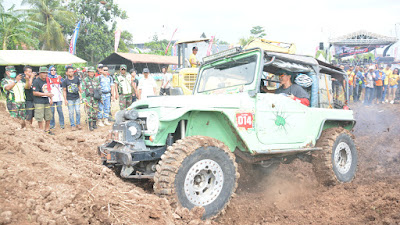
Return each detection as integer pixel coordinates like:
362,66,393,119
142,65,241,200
0,101,399,225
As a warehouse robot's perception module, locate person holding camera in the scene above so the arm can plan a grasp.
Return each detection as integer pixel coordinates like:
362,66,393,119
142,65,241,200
82,67,101,131
1,66,27,127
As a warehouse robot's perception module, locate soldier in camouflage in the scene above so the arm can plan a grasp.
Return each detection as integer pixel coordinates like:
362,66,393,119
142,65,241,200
1,66,26,127
82,67,101,131
115,64,134,110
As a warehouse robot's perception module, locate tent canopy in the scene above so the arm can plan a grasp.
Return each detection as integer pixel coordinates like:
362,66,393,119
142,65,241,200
0,50,86,66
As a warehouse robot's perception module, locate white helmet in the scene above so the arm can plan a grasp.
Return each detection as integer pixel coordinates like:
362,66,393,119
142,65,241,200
295,74,313,87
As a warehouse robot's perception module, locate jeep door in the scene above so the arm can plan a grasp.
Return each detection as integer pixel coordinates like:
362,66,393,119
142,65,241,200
255,93,309,146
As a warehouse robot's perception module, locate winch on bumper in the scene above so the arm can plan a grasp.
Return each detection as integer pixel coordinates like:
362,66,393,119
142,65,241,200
98,113,166,179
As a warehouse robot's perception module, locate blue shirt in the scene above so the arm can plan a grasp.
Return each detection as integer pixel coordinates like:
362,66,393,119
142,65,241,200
99,75,113,94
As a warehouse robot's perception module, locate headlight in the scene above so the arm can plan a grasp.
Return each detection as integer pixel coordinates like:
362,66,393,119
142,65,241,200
138,111,159,134
146,112,159,134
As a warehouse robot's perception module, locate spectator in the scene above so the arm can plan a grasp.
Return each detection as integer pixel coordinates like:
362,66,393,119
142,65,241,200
389,68,399,104
23,66,35,126
382,64,392,103
374,65,385,104
97,66,113,127
159,66,171,96
353,66,363,102
189,47,200,68
62,66,82,131
95,64,103,77
130,69,139,102
346,65,355,102
32,67,54,135
1,66,26,127
82,67,100,131
364,65,376,106
47,66,65,129
138,68,157,100
115,64,134,110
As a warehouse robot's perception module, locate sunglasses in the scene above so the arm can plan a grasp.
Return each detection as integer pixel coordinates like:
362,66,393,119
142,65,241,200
121,68,126,70
51,69,56,71
103,69,108,71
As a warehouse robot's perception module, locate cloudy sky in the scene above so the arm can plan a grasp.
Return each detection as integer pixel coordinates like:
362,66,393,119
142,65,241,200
4,0,400,55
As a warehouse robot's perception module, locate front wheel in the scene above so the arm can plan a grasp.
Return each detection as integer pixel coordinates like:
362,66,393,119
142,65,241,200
312,127,358,186
153,136,239,219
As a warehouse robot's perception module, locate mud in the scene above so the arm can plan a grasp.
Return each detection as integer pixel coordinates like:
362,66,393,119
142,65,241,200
0,101,399,224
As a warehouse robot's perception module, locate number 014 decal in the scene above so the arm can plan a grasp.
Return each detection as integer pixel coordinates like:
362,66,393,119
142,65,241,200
236,113,253,130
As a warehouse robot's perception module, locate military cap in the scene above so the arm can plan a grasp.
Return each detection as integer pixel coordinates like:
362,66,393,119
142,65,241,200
143,68,150,73
120,64,127,70
88,66,96,72
39,66,48,73
5,66,16,72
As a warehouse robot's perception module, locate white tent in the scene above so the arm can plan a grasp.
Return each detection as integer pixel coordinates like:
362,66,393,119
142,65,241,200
0,50,86,66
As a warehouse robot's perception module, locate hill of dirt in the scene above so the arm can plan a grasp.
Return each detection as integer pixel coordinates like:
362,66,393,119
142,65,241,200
0,101,399,225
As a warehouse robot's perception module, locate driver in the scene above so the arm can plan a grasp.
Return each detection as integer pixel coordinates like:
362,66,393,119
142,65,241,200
275,71,310,106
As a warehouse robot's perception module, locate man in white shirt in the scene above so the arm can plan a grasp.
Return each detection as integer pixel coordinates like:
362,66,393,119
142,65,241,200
138,68,157,100
159,66,171,95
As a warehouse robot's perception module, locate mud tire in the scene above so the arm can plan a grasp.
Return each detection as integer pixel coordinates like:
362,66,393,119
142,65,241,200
153,136,239,220
312,127,358,186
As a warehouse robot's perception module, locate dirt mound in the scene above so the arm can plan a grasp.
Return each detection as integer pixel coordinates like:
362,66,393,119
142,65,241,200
0,104,205,225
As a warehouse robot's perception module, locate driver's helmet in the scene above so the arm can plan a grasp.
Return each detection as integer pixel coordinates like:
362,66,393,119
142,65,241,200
295,74,313,87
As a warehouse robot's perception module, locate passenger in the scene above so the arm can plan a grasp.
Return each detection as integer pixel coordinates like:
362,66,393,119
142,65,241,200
275,72,310,106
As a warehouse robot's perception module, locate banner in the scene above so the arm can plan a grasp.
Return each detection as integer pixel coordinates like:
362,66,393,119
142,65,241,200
334,45,377,58
69,21,81,55
207,36,215,56
114,28,121,52
165,28,178,55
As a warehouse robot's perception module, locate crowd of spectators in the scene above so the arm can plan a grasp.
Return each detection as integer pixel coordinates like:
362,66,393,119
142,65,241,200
0,64,171,134
341,63,399,106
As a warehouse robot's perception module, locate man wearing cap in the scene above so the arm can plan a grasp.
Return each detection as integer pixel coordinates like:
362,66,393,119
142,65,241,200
275,71,310,106
374,65,385,104
97,66,113,126
95,64,103,77
114,64,134,110
159,66,171,96
1,66,27,126
32,66,54,134
189,47,200,68
138,68,157,100
364,65,376,106
82,67,101,131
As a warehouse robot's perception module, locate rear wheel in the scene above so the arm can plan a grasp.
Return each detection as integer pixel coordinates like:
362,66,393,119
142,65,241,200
312,127,358,186
154,136,239,219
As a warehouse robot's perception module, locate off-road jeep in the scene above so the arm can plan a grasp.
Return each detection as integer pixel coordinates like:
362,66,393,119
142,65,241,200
98,47,357,219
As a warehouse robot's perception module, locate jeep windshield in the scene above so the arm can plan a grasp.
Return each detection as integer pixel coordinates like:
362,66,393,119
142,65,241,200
197,54,257,93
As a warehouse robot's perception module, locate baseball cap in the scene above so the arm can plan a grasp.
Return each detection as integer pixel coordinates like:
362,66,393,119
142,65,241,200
39,66,48,73
5,66,16,72
88,66,96,72
369,66,375,70
97,63,104,68
193,47,198,51
120,64,127,70
143,68,150,73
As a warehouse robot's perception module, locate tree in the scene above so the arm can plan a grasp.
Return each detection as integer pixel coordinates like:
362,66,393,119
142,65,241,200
250,26,266,38
22,0,76,50
0,4,41,50
144,34,170,55
118,30,134,53
67,0,130,65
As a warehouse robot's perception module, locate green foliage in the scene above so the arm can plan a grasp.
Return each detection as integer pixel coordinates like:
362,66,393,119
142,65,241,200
0,3,42,50
250,26,266,38
144,34,170,55
67,0,132,65
22,0,76,50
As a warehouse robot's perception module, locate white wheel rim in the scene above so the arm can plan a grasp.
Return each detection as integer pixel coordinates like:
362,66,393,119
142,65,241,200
184,159,224,206
334,142,352,174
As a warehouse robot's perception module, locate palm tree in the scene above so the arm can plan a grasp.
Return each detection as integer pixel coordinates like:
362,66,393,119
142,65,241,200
0,4,42,50
22,0,76,50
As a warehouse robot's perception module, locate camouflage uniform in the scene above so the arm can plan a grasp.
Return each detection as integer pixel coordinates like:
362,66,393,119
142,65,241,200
82,76,100,124
1,67,26,119
115,72,133,110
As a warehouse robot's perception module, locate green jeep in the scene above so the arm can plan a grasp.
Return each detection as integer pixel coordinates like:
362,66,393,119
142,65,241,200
98,47,357,219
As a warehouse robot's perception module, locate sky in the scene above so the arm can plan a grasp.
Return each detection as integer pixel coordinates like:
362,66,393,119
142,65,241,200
4,0,400,55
